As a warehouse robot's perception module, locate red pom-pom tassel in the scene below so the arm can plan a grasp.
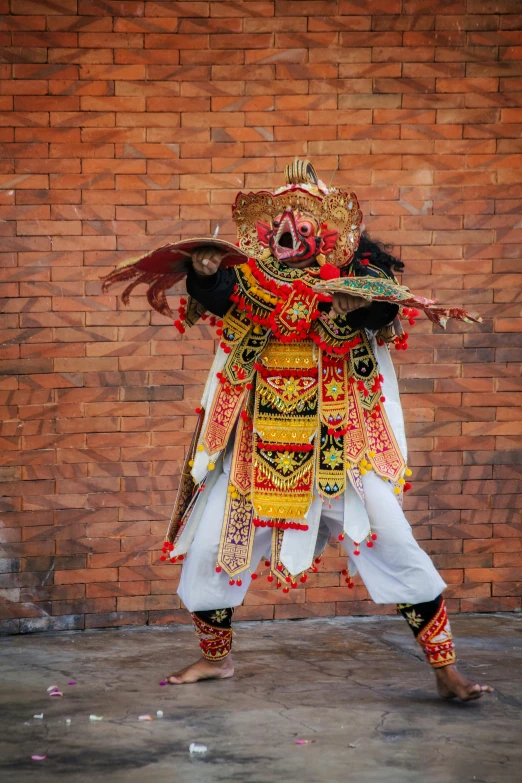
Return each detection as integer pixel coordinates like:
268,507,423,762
319,263,340,281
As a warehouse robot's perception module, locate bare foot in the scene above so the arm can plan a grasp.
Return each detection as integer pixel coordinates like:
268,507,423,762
167,655,235,685
435,664,493,702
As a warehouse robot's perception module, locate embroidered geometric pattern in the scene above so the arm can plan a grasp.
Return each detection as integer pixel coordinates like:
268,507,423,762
349,332,380,411
258,339,316,370
258,372,318,413
402,608,424,629
252,463,315,521
347,464,365,505
192,610,233,661
344,379,367,465
202,381,246,455
274,287,322,340
222,318,270,387
252,338,318,520
217,492,255,577
254,409,317,445
166,408,205,543
319,354,349,430
366,404,406,484
230,409,254,496
210,609,229,625
233,259,365,355
270,527,294,583
416,599,456,669
255,437,315,489
183,246,407,546
316,426,346,499
398,596,456,669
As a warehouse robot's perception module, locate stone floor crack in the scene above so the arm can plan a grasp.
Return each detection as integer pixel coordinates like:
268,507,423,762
1,615,520,783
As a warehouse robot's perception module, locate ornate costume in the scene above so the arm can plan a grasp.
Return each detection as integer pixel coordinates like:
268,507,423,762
102,160,480,669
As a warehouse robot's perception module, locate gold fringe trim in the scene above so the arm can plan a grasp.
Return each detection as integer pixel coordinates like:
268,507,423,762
253,456,313,491
257,381,318,414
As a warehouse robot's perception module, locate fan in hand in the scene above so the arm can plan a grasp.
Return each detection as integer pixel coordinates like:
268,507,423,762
101,237,248,319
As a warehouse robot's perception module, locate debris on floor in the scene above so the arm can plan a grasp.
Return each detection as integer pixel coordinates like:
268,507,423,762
189,743,208,754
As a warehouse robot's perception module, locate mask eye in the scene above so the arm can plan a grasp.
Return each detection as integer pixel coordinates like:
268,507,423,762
299,222,313,236
273,220,280,228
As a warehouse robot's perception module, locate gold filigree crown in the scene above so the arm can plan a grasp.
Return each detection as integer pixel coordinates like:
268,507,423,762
232,158,362,268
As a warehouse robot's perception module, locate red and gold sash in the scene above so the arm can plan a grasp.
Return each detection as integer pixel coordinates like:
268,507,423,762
217,409,255,578
252,340,317,521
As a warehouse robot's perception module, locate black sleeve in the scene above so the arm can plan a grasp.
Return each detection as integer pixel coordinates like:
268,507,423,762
185,266,236,318
344,300,399,331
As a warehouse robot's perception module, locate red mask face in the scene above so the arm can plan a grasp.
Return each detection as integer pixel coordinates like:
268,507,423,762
256,208,339,267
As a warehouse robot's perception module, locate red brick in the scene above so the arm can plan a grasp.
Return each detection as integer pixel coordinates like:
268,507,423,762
48,49,115,65
15,0,77,11
0,0,518,630
491,582,522,597
340,0,400,10
461,597,520,612
55,568,118,585
86,580,150,598
278,0,337,14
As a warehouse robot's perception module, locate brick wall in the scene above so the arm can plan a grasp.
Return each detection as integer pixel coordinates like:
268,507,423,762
1,0,521,635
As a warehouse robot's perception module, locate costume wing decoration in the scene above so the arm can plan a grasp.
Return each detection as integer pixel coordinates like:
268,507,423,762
101,238,248,318
314,276,481,329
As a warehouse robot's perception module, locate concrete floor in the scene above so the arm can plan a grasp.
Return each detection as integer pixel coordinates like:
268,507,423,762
0,615,521,783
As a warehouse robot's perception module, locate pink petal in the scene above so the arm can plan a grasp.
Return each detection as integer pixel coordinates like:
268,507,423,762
31,755,47,761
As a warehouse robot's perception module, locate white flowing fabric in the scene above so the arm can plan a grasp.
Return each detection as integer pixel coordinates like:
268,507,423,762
177,453,446,612
279,495,323,576
177,336,446,612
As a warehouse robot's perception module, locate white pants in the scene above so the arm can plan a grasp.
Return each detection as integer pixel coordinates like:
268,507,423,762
178,467,446,613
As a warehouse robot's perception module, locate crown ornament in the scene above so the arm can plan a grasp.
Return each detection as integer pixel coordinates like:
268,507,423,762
232,158,363,268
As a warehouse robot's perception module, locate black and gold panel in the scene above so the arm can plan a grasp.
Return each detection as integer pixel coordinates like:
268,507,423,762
316,424,346,500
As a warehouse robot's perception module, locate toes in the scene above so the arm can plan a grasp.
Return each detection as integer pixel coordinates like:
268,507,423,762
470,683,493,694
467,684,483,700
461,683,494,701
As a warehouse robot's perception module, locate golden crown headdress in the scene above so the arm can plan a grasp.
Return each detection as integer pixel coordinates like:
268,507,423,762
232,158,363,268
